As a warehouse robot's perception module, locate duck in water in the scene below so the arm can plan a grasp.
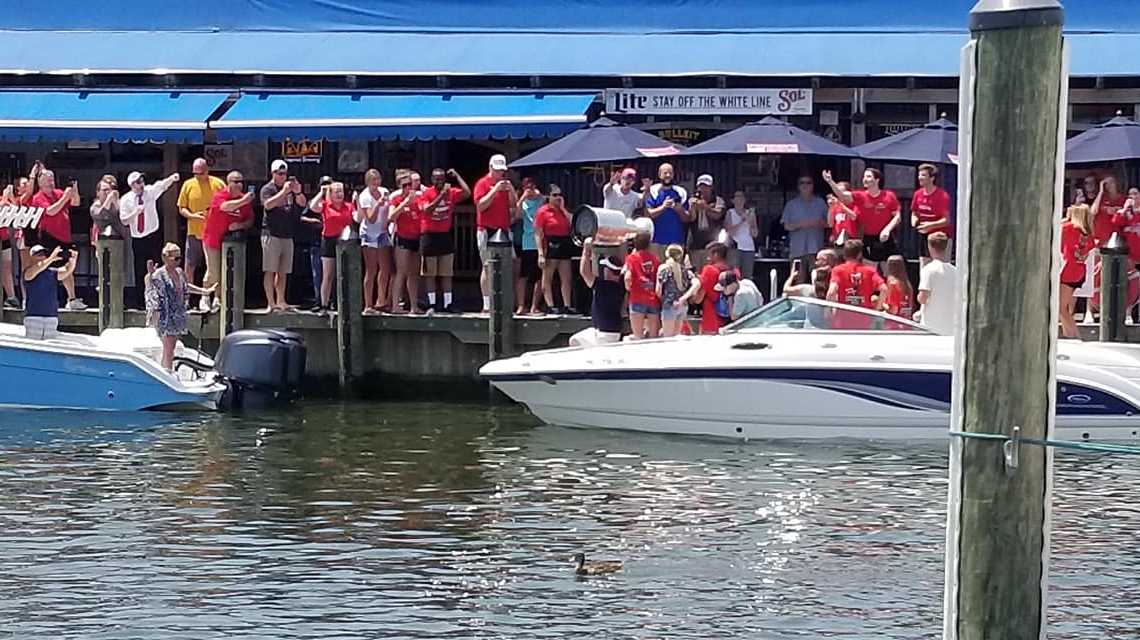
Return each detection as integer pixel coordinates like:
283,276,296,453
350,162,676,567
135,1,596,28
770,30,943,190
572,552,622,576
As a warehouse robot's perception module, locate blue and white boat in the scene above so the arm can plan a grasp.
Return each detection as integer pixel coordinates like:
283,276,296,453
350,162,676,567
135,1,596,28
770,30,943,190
0,323,226,411
481,297,1140,440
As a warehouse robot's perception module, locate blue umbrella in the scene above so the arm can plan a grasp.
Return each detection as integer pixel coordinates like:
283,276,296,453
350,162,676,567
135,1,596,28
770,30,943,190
510,117,683,168
682,116,856,157
854,118,958,164
1066,115,1140,164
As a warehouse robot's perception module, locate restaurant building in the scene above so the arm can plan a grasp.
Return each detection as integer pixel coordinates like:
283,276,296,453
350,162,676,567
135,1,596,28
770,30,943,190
1,0,1137,290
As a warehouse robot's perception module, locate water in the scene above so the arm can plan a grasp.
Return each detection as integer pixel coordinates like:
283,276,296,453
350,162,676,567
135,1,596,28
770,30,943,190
1,402,1138,639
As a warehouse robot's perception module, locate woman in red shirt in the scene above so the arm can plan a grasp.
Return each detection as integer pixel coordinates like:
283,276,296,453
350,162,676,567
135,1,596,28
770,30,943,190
880,255,914,320
1060,204,1092,338
309,181,355,314
624,232,661,339
534,186,575,314
388,174,424,314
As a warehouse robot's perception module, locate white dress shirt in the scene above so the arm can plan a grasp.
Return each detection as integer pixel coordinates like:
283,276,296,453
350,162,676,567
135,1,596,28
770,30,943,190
120,181,173,238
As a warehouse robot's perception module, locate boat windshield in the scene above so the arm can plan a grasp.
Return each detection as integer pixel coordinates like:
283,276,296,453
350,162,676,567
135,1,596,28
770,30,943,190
725,297,934,334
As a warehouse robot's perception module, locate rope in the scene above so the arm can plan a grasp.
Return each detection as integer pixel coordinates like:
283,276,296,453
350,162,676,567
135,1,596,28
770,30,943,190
949,430,1140,456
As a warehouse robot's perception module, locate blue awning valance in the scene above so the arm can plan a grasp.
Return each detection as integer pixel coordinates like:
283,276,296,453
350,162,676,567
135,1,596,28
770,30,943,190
210,92,596,142
0,91,228,143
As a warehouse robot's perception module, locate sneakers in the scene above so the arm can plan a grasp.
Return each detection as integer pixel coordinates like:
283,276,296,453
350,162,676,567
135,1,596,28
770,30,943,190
3,297,19,309
309,303,325,314
65,298,88,311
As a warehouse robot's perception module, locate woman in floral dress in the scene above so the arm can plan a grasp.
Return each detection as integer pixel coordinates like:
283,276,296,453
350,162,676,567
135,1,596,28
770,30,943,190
145,243,216,371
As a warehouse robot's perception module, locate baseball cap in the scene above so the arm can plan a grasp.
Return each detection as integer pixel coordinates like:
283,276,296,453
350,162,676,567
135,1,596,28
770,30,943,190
714,270,739,292
270,159,288,173
127,171,144,186
489,154,508,171
29,244,47,256
697,174,714,187
319,175,333,186
633,217,655,237
621,167,637,178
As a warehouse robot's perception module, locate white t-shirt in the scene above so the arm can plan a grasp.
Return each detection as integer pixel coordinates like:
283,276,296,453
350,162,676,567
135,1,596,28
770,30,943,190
602,183,640,219
918,259,959,336
725,207,756,251
357,187,390,239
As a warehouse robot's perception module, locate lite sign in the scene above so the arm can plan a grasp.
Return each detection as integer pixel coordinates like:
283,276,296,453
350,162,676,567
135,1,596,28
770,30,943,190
605,89,812,116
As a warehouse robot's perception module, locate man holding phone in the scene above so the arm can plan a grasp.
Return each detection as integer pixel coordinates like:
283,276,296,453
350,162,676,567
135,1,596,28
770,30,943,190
29,167,83,310
473,154,519,312
201,171,256,310
22,244,77,339
178,158,225,310
260,159,307,312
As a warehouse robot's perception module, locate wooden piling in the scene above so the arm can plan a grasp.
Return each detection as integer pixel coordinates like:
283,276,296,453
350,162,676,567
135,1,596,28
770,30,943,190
336,236,365,388
95,234,125,331
219,233,247,339
486,229,516,360
1098,232,1129,342
944,2,1066,639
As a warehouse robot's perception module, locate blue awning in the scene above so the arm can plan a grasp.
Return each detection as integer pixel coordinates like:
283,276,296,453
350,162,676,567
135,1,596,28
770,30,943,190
211,92,596,141
0,91,228,143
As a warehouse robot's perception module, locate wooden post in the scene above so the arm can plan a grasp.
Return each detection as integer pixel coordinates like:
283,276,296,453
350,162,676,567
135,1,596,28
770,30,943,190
1098,231,1129,342
336,234,365,388
944,2,1065,640
161,142,180,245
95,233,125,331
487,229,516,360
219,233,247,339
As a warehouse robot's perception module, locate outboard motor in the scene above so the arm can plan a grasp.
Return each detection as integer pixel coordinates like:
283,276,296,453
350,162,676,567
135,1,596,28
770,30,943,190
214,329,306,410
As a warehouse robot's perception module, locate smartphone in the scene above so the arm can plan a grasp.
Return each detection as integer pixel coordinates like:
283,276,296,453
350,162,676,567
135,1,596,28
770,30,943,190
793,259,803,273
247,185,256,195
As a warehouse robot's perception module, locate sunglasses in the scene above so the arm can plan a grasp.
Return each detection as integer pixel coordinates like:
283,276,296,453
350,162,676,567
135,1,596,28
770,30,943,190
799,181,813,185
229,179,244,184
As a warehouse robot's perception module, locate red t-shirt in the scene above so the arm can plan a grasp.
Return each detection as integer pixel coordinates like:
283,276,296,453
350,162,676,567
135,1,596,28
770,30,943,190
851,190,900,236
1094,194,1127,247
625,249,661,307
31,189,71,243
829,203,859,244
830,261,884,309
473,174,512,231
1060,219,1092,284
321,200,355,239
203,190,253,250
417,186,464,234
389,192,421,240
1110,203,1140,262
883,278,914,319
911,187,952,237
698,263,732,334
535,204,572,241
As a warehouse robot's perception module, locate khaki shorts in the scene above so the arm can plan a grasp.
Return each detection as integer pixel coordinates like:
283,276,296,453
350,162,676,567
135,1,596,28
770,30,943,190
261,235,294,274
477,227,512,263
422,253,455,278
24,316,59,340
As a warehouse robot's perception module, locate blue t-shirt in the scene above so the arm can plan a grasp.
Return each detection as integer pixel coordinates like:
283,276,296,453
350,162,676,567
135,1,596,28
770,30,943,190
781,195,828,258
644,183,689,245
24,268,58,318
520,196,542,251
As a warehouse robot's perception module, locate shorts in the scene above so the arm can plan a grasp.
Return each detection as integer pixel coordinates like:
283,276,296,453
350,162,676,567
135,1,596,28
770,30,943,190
918,235,953,259
477,227,510,263
24,316,59,340
185,235,205,272
519,249,540,282
420,231,454,257
661,304,687,321
361,230,392,249
320,236,338,259
1062,277,1086,290
545,235,575,260
630,302,661,316
863,234,899,263
395,235,420,252
261,235,294,274
422,253,455,278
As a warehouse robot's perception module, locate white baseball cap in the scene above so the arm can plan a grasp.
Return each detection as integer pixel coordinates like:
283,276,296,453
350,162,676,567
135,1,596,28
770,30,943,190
127,171,144,186
489,154,508,171
271,159,288,173
697,174,714,186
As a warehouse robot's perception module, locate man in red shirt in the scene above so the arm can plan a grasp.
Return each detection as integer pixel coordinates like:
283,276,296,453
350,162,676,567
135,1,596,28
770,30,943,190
827,238,886,311
472,154,519,312
911,163,953,267
202,171,256,310
418,167,471,313
697,242,734,335
29,168,83,309
823,168,901,270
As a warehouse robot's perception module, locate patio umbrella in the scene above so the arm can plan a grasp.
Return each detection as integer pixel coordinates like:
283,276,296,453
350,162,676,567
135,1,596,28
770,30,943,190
853,118,958,164
510,117,683,168
682,116,857,157
1066,115,1140,164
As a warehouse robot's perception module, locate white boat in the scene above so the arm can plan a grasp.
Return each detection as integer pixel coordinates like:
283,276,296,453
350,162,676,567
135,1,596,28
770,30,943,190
0,323,307,412
480,297,1140,440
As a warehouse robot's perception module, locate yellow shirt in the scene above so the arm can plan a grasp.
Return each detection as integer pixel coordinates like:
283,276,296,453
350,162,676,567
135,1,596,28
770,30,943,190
177,175,226,239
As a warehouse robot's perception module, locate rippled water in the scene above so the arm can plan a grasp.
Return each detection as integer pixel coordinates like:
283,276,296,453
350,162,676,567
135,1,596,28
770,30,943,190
0,402,1138,639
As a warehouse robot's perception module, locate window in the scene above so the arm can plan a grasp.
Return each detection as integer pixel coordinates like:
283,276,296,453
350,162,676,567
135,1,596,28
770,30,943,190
729,297,930,333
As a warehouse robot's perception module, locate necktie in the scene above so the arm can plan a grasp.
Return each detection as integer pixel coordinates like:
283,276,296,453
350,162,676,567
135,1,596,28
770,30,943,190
137,194,145,234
